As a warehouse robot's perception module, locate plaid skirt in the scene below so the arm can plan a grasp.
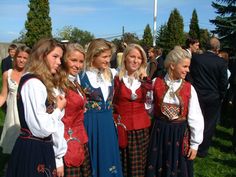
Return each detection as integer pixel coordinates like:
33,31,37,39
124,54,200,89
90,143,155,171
64,144,92,177
120,128,150,177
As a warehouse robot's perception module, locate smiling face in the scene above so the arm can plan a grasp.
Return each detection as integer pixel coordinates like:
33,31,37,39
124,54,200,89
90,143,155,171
125,48,143,76
67,50,85,76
46,46,63,74
15,51,29,69
92,49,112,70
170,58,190,80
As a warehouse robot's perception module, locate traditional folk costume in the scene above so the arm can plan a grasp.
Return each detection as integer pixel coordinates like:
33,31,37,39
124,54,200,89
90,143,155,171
6,73,67,177
62,75,92,177
113,75,151,177
146,74,204,177
79,69,123,177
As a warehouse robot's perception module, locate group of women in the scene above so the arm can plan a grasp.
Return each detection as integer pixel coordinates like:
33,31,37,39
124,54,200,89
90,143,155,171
0,37,204,177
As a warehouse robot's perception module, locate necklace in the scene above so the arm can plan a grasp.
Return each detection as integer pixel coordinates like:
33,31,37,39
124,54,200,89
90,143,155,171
127,76,137,101
168,81,175,99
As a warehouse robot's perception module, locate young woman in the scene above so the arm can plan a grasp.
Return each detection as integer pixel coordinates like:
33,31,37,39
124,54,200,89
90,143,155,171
79,38,123,177
61,43,92,177
113,44,151,177
146,46,204,177
6,38,67,177
0,46,31,155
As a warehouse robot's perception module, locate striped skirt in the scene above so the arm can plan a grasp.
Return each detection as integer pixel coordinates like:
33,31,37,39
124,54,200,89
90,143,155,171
64,144,92,177
120,128,150,177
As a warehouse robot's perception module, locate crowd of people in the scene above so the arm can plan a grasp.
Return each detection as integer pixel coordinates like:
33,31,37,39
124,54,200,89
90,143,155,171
0,36,234,177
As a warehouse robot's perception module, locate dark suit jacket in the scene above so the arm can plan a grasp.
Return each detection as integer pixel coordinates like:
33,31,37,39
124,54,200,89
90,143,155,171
190,51,228,102
1,55,13,74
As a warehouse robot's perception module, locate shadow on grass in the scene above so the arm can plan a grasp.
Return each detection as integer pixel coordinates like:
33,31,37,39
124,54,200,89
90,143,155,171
214,125,233,142
211,158,236,169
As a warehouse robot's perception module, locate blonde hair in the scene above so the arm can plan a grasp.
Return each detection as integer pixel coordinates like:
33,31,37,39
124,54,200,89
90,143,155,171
60,43,86,90
164,46,191,76
118,43,147,80
13,45,31,68
25,38,65,103
86,38,115,81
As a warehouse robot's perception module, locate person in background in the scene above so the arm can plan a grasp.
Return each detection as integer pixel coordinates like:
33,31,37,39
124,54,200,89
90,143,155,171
154,47,165,78
147,47,157,79
113,44,151,177
0,46,31,171
6,38,67,177
1,44,17,74
146,46,204,177
79,38,123,177
61,43,92,177
184,38,200,57
190,37,228,158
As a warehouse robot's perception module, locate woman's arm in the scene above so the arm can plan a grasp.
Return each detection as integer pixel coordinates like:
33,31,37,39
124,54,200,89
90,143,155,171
0,71,9,107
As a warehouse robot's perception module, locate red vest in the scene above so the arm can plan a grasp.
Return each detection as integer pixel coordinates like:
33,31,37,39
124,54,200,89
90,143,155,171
113,77,151,130
62,89,88,144
153,77,191,119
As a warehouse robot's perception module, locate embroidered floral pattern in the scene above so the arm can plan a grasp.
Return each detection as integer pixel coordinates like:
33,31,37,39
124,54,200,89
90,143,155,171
82,82,113,111
37,164,56,177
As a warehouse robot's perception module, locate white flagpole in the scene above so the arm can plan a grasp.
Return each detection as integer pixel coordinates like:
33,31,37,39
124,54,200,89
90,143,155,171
153,0,157,46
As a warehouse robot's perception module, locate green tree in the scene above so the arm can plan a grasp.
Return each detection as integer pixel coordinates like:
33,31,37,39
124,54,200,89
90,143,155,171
156,24,169,56
210,0,236,52
12,29,27,44
165,8,185,53
56,26,94,47
121,32,139,44
189,9,200,40
141,24,153,51
25,0,52,47
199,29,211,51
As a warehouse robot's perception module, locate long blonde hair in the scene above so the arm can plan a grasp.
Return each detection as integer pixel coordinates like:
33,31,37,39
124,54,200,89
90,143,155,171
85,38,115,81
25,38,65,103
118,43,147,80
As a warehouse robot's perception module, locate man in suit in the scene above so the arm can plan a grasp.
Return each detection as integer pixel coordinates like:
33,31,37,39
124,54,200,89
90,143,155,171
190,37,228,157
1,43,17,74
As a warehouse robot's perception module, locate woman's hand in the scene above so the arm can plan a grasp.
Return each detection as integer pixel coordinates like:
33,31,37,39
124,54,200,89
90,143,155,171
56,165,64,177
187,148,197,160
56,95,66,111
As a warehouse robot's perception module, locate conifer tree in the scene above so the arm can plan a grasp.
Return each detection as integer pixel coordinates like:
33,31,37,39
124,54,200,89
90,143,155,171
165,8,185,52
189,9,200,40
210,0,236,51
141,24,153,51
25,0,52,47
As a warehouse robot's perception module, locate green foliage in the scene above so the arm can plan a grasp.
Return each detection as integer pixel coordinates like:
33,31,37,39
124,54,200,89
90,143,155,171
189,9,200,40
210,0,236,53
165,8,185,53
141,24,153,51
199,29,211,51
25,0,52,47
156,24,169,56
121,32,139,44
56,26,95,47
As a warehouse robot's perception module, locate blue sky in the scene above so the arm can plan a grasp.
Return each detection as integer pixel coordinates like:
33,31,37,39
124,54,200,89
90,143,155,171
0,0,217,43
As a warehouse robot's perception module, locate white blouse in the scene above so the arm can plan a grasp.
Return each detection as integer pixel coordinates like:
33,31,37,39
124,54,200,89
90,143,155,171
21,78,67,168
85,68,117,101
153,74,204,150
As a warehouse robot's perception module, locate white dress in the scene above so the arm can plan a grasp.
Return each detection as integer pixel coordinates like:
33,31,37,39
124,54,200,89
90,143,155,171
0,69,20,154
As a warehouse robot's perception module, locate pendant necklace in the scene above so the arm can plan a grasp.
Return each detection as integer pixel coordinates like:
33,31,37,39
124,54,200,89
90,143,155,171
128,77,137,101
169,81,175,99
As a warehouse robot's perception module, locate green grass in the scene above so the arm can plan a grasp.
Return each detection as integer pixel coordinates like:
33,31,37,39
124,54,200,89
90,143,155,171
194,125,236,177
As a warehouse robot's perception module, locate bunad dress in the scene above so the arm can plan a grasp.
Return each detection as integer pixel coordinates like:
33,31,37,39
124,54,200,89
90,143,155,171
6,73,67,177
62,75,92,177
146,74,204,177
113,75,152,177
79,69,123,177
